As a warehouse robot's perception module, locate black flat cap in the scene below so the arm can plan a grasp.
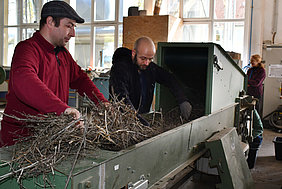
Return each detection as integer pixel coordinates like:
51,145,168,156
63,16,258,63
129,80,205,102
41,1,84,23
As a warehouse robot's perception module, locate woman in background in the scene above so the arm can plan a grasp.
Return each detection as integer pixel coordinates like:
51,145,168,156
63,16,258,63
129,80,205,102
247,54,265,169
247,54,266,118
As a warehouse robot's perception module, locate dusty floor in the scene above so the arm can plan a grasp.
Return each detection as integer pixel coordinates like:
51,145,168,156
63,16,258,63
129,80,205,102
251,128,282,189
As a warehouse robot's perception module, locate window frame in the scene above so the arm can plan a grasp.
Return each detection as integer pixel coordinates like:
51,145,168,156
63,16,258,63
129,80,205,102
180,0,251,66
0,0,126,69
0,0,4,66
0,0,251,67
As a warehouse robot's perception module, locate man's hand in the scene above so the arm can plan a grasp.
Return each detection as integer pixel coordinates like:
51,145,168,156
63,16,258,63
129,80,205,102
103,102,111,107
179,101,192,120
64,107,84,128
104,102,113,111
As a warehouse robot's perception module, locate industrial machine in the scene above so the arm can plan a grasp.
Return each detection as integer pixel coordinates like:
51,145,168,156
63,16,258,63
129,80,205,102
0,43,255,188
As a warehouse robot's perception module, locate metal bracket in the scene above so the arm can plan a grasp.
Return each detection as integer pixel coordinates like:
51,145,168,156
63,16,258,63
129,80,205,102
213,55,223,71
78,176,93,189
128,175,148,189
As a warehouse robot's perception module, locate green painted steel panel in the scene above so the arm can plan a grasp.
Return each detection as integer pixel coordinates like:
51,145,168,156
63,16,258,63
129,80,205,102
206,127,254,189
155,42,247,116
0,167,69,189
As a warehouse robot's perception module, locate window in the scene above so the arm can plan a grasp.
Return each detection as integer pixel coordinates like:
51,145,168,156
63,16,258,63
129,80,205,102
0,0,144,69
2,0,43,67
73,25,91,69
94,26,115,68
183,0,210,18
182,0,247,64
183,24,210,42
1,0,247,68
159,0,180,18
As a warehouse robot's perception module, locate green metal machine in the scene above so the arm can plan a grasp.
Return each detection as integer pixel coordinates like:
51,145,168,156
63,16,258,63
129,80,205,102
155,42,247,115
0,43,254,189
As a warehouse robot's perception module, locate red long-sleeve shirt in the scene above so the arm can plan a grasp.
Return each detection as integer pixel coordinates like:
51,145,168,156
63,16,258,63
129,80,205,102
0,31,107,146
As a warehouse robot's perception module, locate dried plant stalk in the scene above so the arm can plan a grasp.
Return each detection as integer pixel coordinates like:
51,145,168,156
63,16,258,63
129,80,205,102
0,94,204,187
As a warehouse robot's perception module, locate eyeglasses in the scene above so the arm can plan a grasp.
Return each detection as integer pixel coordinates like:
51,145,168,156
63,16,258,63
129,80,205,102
137,56,154,62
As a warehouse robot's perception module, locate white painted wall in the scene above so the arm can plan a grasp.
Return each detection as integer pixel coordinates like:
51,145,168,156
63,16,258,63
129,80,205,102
249,0,282,116
251,0,282,53
262,0,282,44
248,0,265,58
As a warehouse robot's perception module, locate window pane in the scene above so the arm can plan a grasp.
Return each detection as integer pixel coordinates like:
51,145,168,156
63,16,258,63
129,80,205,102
159,0,179,17
74,25,91,69
118,25,123,47
23,0,40,24
75,0,91,23
42,0,49,5
95,0,115,21
94,26,115,69
214,0,245,19
6,0,19,25
213,22,244,54
22,28,37,40
183,24,209,42
183,0,210,18
119,0,144,22
4,27,19,66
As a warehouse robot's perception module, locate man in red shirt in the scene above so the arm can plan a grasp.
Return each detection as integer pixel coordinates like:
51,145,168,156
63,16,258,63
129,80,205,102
0,1,108,147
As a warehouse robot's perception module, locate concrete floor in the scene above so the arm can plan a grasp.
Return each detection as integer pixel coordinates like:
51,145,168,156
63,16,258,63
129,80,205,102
251,128,282,189
177,128,282,189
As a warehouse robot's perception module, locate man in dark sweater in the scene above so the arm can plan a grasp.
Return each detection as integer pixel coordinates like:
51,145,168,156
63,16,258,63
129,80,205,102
109,37,192,126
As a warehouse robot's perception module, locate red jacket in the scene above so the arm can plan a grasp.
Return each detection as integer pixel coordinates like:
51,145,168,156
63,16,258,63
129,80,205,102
0,31,107,146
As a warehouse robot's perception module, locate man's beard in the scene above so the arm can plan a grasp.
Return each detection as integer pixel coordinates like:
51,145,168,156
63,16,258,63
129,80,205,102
134,55,147,70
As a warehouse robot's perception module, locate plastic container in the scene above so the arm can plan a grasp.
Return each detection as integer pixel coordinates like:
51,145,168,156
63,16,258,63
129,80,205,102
273,136,282,160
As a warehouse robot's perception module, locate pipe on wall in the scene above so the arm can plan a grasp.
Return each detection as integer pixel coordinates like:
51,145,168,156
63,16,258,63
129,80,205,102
271,0,278,44
248,0,254,66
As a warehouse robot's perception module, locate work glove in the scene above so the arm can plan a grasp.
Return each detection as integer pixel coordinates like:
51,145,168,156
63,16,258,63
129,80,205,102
179,101,192,120
137,114,150,127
